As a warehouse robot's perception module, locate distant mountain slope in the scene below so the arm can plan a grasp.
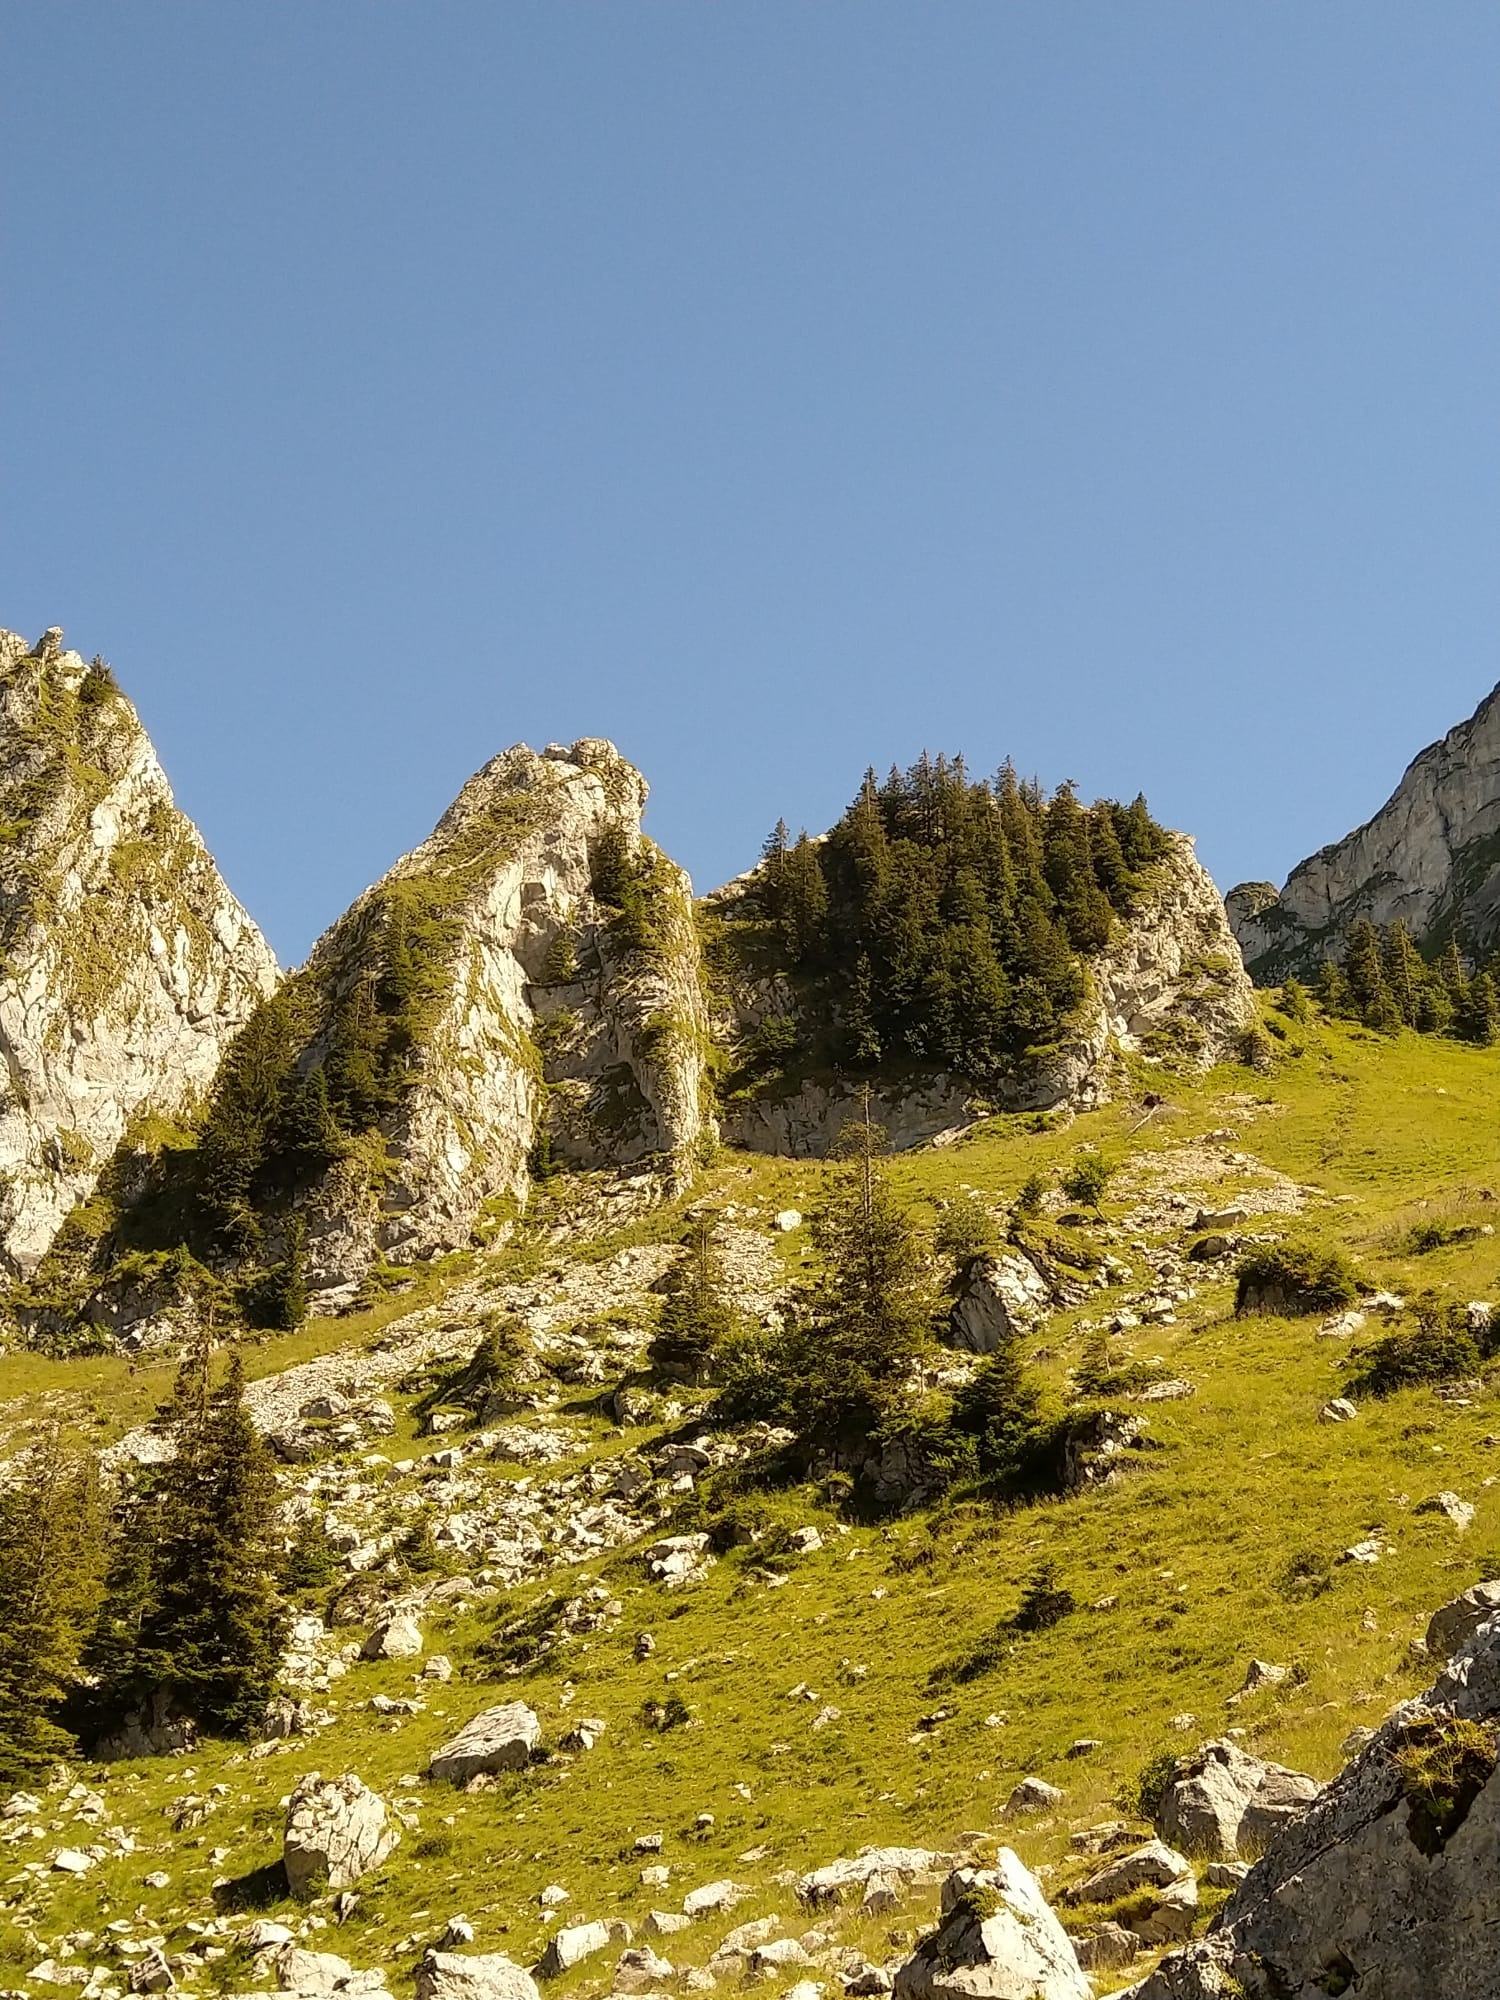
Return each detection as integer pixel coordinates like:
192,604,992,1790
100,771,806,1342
1228,683,1500,980
0,628,279,1277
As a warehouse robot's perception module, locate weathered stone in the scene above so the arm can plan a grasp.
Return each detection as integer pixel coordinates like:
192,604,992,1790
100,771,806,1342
1156,1740,1320,1860
415,1951,540,2000
283,1772,400,1897
1416,1490,1476,1532
361,1612,424,1661
892,1859,1091,2000
798,1848,957,1908
1003,1777,1063,1817
536,1922,613,1977
682,1880,746,1918
1426,1580,1500,1659
1067,1841,1190,1906
948,1253,1053,1353
429,1703,541,1783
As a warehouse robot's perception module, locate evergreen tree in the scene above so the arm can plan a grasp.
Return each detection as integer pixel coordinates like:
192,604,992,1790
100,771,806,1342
794,1105,938,1446
650,1219,738,1383
1316,957,1352,1015
86,1335,287,1743
1275,978,1310,1023
1381,921,1425,1028
0,1433,103,1784
949,1337,1053,1492
1344,920,1396,1030
1458,971,1500,1047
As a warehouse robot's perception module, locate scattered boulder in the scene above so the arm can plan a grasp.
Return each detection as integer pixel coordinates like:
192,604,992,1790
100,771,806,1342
1072,1923,1138,1972
615,1947,675,1992
415,1952,540,2000
1426,1580,1500,1659
892,1858,1091,2000
536,1921,623,1977
1416,1490,1476,1532
362,1612,424,1661
1318,1397,1358,1424
1003,1777,1063,1818
683,1880,746,1918
429,1703,541,1784
948,1253,1052,1354
643,1534,715,1588
1155,1739,1321,1860
1066,1840,1190,1906
283,1773,400,1898
799,1849,957,1909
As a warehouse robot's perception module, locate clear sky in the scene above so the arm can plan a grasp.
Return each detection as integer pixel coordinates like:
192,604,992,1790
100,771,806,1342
3,4,1496,966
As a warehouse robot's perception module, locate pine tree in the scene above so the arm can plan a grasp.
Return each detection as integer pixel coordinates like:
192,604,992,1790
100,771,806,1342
1381,921,1425,1028
0,1433,103,1784
1458,971,1500,1047
1344,920,1395,1029
1316,956,1352,1015
950,1337,1052,1492
650,1219,738,1383
86,1335,287,1744
794,1103,937,1445
1276,978,1310,1023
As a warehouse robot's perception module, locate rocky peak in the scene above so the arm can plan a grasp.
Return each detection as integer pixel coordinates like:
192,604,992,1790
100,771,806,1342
152,735,713,1301
1228,680,1500,979
0,627,279,1277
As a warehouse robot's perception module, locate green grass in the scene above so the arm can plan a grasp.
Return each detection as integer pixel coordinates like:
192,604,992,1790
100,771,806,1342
10,1011,1500,1995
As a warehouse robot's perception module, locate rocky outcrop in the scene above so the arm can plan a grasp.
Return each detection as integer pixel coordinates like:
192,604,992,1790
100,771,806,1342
948,1251,1054,1352
0,628,278,1277
710,834,1253,1157
1123,1611,1500,1999
290,737,711,1288
1227,680,1500,979
1155,1739,1321,1860
282,1772,400,1896
893,1858,1091,2000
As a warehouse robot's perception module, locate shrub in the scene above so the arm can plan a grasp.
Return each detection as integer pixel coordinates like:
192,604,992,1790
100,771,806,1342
1012,1561,1075,1632
1120,1745,1180,1824
1234,1242,1358,1317
1349,1308,1483,1398
934,1194,999,1276
1013,1171,1048,1217
1060,1156,1114,1213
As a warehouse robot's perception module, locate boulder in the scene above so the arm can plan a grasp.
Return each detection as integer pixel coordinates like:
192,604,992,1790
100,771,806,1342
535,1922,615,1977
1066,1840,1189,1906
892,1859,1091,2000
798,1848,957,1909
1123,1611,1500,1999
415,1952,540,2000
429,1703,541,1783
1318,1398,1358,1424
948,1254,1052,1354
1416,1490,1476,1532
362,1612,424,1661
1004,1777,1063,1817
683,1880,746,1918
644,1534,715,1587
1155,1740,1320,1860
1426,1580,1500,1659
283,1773,400,1898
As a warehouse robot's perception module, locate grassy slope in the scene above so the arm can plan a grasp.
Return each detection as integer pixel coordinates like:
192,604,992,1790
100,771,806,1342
7,1006,1500,1995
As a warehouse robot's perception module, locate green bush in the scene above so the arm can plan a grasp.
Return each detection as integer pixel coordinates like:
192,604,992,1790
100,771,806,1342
1349,1308,1483,1398
1234,1242,1358,1317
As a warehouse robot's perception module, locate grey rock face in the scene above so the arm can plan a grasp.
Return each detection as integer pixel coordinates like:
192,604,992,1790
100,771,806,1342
1156,1739,1321,1860
892,1859,1091,2000
1123,1613,1500,1999
292,738,713,1291
948,1251,1053,1353
429,1701,541,1783
282,1772,400,1897
414,1952,540,2000
0,629,279,1278
1426,1580,1500,1659
1227,680,1500,978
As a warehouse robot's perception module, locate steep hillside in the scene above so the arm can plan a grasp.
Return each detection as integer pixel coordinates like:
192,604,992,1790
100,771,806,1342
1228,680,1500,979
0,628,279,1280
9,1011,1500,1996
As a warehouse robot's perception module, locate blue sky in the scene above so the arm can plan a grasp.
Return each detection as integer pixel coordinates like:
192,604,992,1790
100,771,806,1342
4,4,1496,966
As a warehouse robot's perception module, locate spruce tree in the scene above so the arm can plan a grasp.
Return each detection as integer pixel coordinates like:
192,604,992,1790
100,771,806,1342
650,1219,737,1383
1344,920,1395,1029
87,1335,287,1743
1458,971,1500,1047
0,1433,103,1784
950,1336,1052,1492
794,1104,937,1446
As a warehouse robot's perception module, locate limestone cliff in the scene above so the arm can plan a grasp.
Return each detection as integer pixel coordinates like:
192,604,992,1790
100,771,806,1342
1227,681,1500,979
709,832,1254,1156
211,738,713,1297
0,628,279,1276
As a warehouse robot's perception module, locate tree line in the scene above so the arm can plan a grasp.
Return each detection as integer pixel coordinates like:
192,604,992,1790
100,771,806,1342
1293,917,1500,1044
751,753,1170,1083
